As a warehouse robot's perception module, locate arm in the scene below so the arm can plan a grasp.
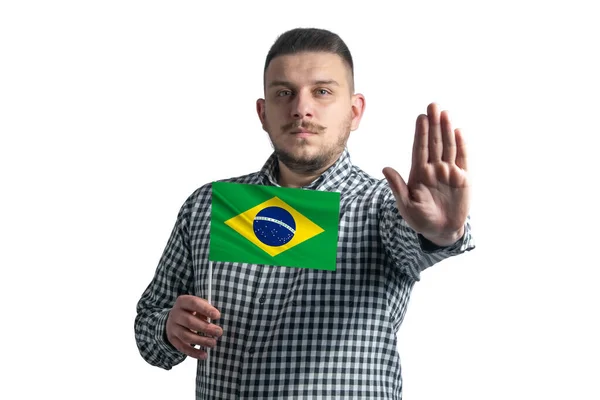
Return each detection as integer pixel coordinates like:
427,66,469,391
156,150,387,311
379,189,475,281
380,102,475,280
134,200,194,370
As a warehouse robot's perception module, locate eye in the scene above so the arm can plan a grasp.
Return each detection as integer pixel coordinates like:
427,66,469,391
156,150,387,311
315,89,331,96
277,90,293,97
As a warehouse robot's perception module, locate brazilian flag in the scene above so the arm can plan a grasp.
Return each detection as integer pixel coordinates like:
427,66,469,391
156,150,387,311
209,181,340,271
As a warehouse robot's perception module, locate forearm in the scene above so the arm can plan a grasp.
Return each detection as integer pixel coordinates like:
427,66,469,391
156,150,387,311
134,195,195,369
134,305,185,370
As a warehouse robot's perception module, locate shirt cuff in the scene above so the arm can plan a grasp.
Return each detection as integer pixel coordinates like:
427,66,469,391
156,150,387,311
417,231,464,253
154,309,183,357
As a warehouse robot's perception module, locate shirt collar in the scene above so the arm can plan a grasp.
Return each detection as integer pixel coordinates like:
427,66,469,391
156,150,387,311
259,147,353,192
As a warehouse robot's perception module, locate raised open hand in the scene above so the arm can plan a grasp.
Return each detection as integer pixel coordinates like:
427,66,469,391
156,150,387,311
382,103,470,246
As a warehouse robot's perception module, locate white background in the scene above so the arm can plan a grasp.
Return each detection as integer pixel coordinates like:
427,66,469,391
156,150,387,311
1,1,598,399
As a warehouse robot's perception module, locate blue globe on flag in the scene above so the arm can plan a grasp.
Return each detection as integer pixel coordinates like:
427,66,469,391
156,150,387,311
253,206,296,246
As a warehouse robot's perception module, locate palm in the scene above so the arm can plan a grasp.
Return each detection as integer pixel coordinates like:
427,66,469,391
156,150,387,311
383,103,470,241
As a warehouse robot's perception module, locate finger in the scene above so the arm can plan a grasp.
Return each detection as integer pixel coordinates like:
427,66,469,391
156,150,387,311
382,167,410,217
427,103,443,163
178,328,218,349
170,335,209,360
412,114,428,169
440,110,456,163
455,128,468,170
177,295,220,320
180,312,223,337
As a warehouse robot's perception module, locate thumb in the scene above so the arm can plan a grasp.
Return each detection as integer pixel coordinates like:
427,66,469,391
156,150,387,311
382,167,410,216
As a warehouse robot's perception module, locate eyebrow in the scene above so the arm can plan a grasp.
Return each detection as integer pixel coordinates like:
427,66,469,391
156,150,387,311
268,79,341,89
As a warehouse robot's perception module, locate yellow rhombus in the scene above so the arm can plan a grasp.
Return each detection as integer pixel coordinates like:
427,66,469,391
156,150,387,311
224,196,325,257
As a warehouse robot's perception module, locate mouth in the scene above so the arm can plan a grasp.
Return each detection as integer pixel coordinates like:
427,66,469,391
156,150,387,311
290,129,316,138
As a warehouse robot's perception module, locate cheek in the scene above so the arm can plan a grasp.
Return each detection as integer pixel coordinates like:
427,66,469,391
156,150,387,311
262,111,280,133
325,102,349,119
267,108,290,128
264,104,279,122
264,113,276,128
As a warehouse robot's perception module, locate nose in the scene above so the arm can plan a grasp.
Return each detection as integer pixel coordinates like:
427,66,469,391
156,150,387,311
290,90,314,119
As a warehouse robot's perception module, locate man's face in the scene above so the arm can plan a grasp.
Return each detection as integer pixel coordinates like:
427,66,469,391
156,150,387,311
257,52,365,174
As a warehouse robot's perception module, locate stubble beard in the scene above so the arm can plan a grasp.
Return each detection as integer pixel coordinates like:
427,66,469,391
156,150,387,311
269,114,353,175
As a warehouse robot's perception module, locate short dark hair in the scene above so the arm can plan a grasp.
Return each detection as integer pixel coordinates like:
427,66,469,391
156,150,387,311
263,28,354,91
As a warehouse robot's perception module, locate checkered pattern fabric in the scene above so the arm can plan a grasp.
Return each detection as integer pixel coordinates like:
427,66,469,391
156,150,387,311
135,148,475,399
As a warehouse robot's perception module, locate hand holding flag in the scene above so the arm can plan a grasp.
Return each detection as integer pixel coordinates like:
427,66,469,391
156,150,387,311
165,295,223,360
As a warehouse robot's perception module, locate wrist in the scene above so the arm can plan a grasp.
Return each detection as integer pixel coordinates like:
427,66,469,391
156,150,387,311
422,226,464,247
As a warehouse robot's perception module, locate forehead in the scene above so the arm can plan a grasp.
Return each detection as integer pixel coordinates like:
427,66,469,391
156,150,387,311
265,51,350,86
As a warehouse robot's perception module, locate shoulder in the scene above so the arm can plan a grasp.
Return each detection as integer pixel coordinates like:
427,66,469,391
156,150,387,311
182,170,263,212
345,164,394,202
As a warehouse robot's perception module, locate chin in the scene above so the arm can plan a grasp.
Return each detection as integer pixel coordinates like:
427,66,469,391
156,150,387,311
275,146,331,174
281,144,317,160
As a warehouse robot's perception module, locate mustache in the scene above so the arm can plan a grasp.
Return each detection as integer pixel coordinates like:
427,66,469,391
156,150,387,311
281,121,327,134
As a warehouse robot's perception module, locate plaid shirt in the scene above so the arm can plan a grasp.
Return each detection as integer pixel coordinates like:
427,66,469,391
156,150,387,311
135,148,475,399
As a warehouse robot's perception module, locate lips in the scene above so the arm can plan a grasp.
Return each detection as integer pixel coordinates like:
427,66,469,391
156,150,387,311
290,129,316,135
290,130,316,138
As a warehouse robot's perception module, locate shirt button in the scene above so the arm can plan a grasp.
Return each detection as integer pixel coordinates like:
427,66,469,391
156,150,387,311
259,295,266,304
248,347,255,355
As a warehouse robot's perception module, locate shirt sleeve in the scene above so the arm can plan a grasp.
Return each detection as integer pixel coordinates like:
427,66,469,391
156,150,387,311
134,197,195,370
378,188,475,281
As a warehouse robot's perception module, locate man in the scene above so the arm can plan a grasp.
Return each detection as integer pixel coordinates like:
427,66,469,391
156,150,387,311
135,27,475,399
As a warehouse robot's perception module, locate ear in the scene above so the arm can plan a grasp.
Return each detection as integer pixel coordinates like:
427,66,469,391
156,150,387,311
350,93,366,131
256,98,267,130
